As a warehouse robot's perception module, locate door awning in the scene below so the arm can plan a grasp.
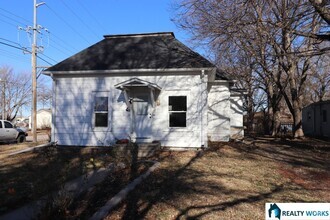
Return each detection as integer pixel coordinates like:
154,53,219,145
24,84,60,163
115,78,161,91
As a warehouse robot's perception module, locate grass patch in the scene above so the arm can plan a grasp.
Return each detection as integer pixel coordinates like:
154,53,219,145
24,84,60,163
105,138,330,220
0,146,115,215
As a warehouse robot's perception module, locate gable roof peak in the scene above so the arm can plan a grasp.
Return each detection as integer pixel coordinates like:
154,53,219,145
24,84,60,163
103,32,174,39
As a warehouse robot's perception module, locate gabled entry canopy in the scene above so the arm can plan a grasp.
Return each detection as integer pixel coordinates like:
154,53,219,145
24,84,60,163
115,78,161,110
115,78,161,91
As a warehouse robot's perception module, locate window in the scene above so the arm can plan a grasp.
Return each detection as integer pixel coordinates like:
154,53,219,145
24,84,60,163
134,95,149,115
307,112,311,120
4,121,13,128
169,96,187,127
322,110,327,122
94,96,108,127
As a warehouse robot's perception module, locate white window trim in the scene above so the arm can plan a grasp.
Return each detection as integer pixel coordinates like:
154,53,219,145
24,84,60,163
168,95,188,129
93,91,112,132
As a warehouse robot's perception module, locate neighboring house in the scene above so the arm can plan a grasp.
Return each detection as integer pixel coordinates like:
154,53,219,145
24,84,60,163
302,100,330,138
29,109,52,129
14,117,29,128
43,32,245,148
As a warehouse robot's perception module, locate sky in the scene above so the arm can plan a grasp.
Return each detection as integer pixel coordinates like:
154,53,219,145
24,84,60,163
0,0,188,75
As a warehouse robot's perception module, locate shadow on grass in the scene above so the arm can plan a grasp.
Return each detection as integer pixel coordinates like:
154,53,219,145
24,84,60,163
112,148,282,219
0,146,112,216
122,150,204,219
109,138,330,219
229,138,330,172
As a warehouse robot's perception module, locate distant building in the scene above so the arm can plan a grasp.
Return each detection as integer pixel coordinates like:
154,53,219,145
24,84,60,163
302,100,330,138
29,109,52,129
244,109,293,135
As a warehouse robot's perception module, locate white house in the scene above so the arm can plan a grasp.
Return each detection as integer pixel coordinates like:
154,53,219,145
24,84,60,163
29,109,52,129
302,100,330,138
43,32,244,148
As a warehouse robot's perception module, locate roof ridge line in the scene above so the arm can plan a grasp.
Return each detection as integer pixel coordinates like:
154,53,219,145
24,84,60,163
103,32,174,39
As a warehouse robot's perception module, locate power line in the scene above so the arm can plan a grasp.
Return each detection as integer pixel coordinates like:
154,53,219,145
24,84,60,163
0,17,18,27
48,41,73,57
38,53,57,63
45,4,91,45
37,54,53,66
0,11,26,26
49,35,77,54
0,7,32,24
59,0,100,39
75,0,107,34
0,40,53,65
0,37,21,46
0,41,28,52
0,48,30,64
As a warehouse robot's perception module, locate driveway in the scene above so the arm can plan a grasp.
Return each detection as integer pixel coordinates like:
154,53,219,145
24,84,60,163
0,132,49,158
26,133,49,142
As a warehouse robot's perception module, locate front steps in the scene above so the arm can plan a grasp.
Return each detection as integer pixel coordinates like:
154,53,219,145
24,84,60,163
113,141,161,158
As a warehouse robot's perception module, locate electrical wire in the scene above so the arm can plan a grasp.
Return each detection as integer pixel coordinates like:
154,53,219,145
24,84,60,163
0,48,30,64
0,17,18,27
59,0,100,39
48,42,73,57
38,53,58,63
0,40,53,65
45,4,91,45
0,11,26,27
0,37,21,46
0,7,31,25
49,36,77,54
75,0,107,34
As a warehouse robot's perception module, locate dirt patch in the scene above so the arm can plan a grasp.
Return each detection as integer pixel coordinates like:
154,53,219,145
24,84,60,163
279,167,330,190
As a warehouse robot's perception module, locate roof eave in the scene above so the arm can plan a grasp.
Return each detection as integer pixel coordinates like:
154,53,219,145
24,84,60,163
42,67,216,76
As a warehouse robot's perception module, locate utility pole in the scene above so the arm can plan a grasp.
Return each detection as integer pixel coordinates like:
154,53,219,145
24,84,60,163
32,0,45,142
0,78,5,120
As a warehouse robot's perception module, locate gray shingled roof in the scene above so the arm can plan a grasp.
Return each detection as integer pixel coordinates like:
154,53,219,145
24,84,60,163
46,32,216,72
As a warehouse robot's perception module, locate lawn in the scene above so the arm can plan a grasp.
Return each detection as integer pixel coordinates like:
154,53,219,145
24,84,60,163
106,137,330,219
0,143,153,219
0,145,116,215
1,137,329,219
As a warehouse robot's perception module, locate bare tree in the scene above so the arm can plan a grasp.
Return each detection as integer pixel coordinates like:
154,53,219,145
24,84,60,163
38,84,52,109
309,0,330,25
0,66,31,121
305,54,330,103
173,0,325,138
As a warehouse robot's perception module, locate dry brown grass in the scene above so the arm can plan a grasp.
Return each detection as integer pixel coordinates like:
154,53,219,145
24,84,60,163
0,146,115,215
105,137,330,220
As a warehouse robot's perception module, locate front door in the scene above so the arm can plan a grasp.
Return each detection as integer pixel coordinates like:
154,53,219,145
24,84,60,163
131,89,152,141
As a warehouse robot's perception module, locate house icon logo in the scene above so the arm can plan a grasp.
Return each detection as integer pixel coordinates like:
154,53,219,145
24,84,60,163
268,203,281,220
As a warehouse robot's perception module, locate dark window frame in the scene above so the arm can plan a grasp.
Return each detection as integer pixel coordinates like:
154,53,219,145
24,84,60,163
322,110,327,122
4,121,13,128
168,96,187,128
94,96,109,128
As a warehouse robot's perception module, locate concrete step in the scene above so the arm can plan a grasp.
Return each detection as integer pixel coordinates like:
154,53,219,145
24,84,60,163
113,142,161,158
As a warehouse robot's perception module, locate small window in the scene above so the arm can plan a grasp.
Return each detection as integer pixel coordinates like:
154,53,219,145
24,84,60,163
307,112,311,120
4,121,13,128
169,96,187,127
94,96,108,127
322,110,327,122
134,95,149,115
0,122,2,128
